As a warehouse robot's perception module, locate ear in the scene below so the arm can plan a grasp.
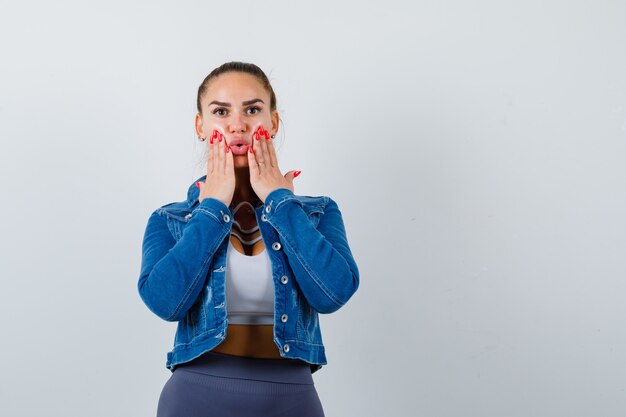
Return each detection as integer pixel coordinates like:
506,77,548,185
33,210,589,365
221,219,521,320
271,110,280,136
195,113,204,138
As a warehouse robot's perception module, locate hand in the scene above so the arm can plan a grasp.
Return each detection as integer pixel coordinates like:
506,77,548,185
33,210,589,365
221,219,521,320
197,130,235,207
248,126,298,203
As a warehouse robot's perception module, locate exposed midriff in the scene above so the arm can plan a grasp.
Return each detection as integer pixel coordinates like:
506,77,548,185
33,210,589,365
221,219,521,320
211,323,282,359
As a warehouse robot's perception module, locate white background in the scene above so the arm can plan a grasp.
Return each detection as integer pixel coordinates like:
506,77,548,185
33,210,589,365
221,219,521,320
1,1,625,416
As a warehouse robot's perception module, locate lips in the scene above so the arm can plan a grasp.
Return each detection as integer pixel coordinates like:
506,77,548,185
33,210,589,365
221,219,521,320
230,144,249,155
228,138,250,155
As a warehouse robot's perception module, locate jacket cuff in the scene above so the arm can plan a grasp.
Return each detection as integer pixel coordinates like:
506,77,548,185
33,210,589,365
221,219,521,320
264,188,300,212
192,197,232,225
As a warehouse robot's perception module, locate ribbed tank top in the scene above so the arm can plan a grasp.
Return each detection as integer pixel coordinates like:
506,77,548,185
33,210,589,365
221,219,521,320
225,239,274,324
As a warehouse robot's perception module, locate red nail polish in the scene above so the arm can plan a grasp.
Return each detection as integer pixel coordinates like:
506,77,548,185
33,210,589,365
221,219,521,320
210,137,214,144
211,131,218,140
226,145,230,153
249,146,254,153
265,131,271,140
195,181,201,188
294,171,301,178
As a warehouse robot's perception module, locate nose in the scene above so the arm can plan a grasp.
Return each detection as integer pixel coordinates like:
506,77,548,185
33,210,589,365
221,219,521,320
228,112,247,134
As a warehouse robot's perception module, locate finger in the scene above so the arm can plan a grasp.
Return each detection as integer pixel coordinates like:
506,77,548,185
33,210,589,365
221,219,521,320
253,129,265,166
207,130,217,174
258,127,269,166
217,131,225,174
225,136,234,174
265,130,278,168
248,141,259,178
284,171,296,191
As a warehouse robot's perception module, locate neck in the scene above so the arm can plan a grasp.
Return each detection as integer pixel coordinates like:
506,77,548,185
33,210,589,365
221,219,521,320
232,166,261,207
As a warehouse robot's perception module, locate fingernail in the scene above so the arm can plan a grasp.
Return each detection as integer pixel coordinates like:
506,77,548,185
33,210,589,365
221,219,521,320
210,137,214,144
254,132,259,141
265,131,271,139
294,171,301,178
195,181,201,188
226,145,230,153
249,146,254,153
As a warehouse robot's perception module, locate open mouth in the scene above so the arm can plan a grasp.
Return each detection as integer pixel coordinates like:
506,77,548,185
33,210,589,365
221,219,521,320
229,143,249,155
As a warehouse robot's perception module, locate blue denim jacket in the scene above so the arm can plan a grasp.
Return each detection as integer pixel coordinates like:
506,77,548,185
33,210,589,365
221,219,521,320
138,175,360,373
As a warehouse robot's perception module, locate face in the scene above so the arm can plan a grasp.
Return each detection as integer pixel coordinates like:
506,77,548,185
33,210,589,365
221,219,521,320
195,72,279,168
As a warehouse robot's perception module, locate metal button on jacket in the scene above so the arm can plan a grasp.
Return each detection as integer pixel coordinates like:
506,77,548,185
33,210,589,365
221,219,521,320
261,214,268,222
265,205,271,213
283,344,290,353
222,214,230,222
272,242,281,251
280,275,288,284
184,213,192,220
281,314,288,323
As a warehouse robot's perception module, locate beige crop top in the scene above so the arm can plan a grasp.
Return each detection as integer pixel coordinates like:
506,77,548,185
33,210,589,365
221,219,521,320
225,201,275,325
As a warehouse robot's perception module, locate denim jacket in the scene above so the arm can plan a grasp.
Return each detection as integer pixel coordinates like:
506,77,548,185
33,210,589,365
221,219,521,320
138,175,360,373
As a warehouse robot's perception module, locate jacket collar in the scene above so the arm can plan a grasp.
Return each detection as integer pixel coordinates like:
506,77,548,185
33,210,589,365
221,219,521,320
186,175,206,209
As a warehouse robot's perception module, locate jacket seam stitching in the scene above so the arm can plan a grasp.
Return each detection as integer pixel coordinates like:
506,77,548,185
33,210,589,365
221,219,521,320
193,208,221,223
273,196,300,212
173,326,220,348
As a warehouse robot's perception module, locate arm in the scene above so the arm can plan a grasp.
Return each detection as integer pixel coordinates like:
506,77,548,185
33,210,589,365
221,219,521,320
264,188,360,314
137,197,231,321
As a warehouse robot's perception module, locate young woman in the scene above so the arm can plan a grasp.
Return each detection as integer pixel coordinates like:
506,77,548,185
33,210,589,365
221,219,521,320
138,61,360,417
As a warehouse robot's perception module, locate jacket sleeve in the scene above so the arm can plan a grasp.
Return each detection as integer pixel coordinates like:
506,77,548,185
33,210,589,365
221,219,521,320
264,188,360,314
137,197,232,322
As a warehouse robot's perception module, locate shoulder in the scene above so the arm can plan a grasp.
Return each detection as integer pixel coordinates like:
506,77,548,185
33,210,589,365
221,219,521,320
152,200,192,222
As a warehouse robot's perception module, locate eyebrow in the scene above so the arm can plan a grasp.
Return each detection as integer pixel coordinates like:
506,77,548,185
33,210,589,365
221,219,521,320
208,98,265,107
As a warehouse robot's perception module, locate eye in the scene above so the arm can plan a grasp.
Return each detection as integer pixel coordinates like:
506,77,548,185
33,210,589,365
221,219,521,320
212,107,228,116
247,106,261,115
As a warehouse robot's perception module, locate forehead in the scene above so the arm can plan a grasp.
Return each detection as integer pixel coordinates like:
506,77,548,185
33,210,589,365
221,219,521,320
204,72,268,101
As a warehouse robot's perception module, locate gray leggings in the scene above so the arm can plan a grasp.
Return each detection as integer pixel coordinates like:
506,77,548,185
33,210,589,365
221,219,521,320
156,351,325,417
